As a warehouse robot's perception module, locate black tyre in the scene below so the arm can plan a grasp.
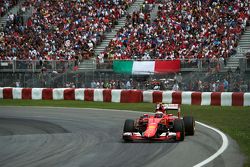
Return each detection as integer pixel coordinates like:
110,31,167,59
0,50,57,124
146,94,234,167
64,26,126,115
173,119,185,141
123,119,135,133
183,116,195,136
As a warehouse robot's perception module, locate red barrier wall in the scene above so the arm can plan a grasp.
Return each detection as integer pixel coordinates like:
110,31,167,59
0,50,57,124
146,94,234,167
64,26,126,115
153,91,163,103
120,90,142,103
232,92,244,106
103,89,112,102
191,92,202,105
42,88,53,100
1,88,249,106
64,89,75,100
3,88,13,99
84,89,94,101
131,90,143,103
211,92,221,106
172,92,182,104
22,88,32,99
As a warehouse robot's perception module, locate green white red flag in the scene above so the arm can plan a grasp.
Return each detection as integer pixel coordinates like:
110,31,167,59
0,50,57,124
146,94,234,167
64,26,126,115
113,60,181,75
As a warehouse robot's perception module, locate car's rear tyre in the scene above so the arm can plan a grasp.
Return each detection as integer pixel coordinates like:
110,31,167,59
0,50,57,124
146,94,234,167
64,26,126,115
183,116,195,136
174,119,185,141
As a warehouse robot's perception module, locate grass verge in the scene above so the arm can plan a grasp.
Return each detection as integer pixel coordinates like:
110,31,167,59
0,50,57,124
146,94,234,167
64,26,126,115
0,99,249,166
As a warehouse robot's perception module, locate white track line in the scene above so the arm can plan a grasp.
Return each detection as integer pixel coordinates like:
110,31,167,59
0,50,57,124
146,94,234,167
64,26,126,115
193,121,229,167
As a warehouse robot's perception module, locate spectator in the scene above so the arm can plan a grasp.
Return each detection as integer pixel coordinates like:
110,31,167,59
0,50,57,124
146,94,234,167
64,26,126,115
235,66,241,74
125,79,131,89
223,78,229,92
174,73,183,89
172,82,179,91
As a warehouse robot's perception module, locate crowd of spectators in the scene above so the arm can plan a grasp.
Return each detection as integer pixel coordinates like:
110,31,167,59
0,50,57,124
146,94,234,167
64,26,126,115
185,68,250,92
0,0,18,17
100,0,250,66
0,0,134,66
0,0,249,92
61,70,249,92
98,4,153,61
1,0,249,69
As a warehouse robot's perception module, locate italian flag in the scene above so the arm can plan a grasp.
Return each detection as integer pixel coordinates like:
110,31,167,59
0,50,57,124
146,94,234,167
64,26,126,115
113,60,180,75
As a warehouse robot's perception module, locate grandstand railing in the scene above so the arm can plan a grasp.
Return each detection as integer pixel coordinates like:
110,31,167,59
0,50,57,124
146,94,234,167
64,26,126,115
0,60,75,73
0,58,250,73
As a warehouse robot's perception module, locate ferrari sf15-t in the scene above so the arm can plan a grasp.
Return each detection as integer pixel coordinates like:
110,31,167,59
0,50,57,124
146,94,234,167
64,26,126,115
122,104,195,142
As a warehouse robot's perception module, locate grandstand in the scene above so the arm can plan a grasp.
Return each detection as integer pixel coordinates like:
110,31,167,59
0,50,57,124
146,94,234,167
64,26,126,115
0,0,249,91
0,0,19,17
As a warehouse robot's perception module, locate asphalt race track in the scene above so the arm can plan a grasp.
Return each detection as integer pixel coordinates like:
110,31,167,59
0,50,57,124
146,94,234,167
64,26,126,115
0,107,245,167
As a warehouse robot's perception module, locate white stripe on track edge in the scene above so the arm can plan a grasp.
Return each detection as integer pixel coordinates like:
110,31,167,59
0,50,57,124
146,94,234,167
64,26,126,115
1,106,229,167
193,121,229,167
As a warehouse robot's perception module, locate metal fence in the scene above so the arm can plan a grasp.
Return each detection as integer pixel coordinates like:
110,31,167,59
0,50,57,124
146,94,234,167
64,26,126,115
0,60,76,73
0,59,250,90
0,60,76,88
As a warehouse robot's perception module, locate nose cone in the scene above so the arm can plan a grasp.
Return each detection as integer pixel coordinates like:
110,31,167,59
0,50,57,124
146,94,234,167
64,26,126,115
144,123,158,138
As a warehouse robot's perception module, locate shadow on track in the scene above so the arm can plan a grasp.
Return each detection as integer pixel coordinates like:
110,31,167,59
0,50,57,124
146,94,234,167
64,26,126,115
0,118,69,136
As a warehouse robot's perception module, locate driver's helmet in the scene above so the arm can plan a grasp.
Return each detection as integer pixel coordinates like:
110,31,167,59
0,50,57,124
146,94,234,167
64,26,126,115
156,103,166,113
155,111,163,118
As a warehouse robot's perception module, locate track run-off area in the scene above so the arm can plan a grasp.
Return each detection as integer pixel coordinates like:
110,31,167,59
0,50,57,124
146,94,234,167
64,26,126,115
0,107,245,167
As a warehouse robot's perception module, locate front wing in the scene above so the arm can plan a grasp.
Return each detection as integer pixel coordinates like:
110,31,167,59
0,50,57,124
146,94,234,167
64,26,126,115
123,132,181,141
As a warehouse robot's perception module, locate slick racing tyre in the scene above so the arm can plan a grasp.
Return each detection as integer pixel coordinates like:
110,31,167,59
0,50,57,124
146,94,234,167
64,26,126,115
174,119,185,141
183,116,195,136
123,119,135,133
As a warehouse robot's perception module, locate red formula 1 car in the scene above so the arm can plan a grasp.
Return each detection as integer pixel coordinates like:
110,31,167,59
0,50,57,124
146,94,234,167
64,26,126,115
122,103,195,142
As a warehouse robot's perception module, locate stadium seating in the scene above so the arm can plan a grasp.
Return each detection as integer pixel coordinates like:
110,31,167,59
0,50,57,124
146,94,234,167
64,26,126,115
100,0,250,63
0,0,19,17
0,0,133,62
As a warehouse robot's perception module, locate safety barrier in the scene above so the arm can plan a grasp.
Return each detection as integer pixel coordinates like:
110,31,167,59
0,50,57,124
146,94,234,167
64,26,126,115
0,88,249,106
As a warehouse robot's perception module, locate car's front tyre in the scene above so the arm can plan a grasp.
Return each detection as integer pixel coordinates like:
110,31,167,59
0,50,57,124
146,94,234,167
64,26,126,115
123,119,135,142
123,119,135,132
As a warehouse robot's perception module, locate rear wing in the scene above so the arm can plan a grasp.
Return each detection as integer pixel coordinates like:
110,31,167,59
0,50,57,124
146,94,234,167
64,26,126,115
164,104,181,118
164,104,179,110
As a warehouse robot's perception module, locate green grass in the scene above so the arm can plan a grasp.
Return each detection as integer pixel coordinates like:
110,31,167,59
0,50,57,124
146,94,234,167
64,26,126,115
0,99,250,166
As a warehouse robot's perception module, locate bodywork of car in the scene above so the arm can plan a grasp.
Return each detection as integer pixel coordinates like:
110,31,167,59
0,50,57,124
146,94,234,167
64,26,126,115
122,104,194,142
